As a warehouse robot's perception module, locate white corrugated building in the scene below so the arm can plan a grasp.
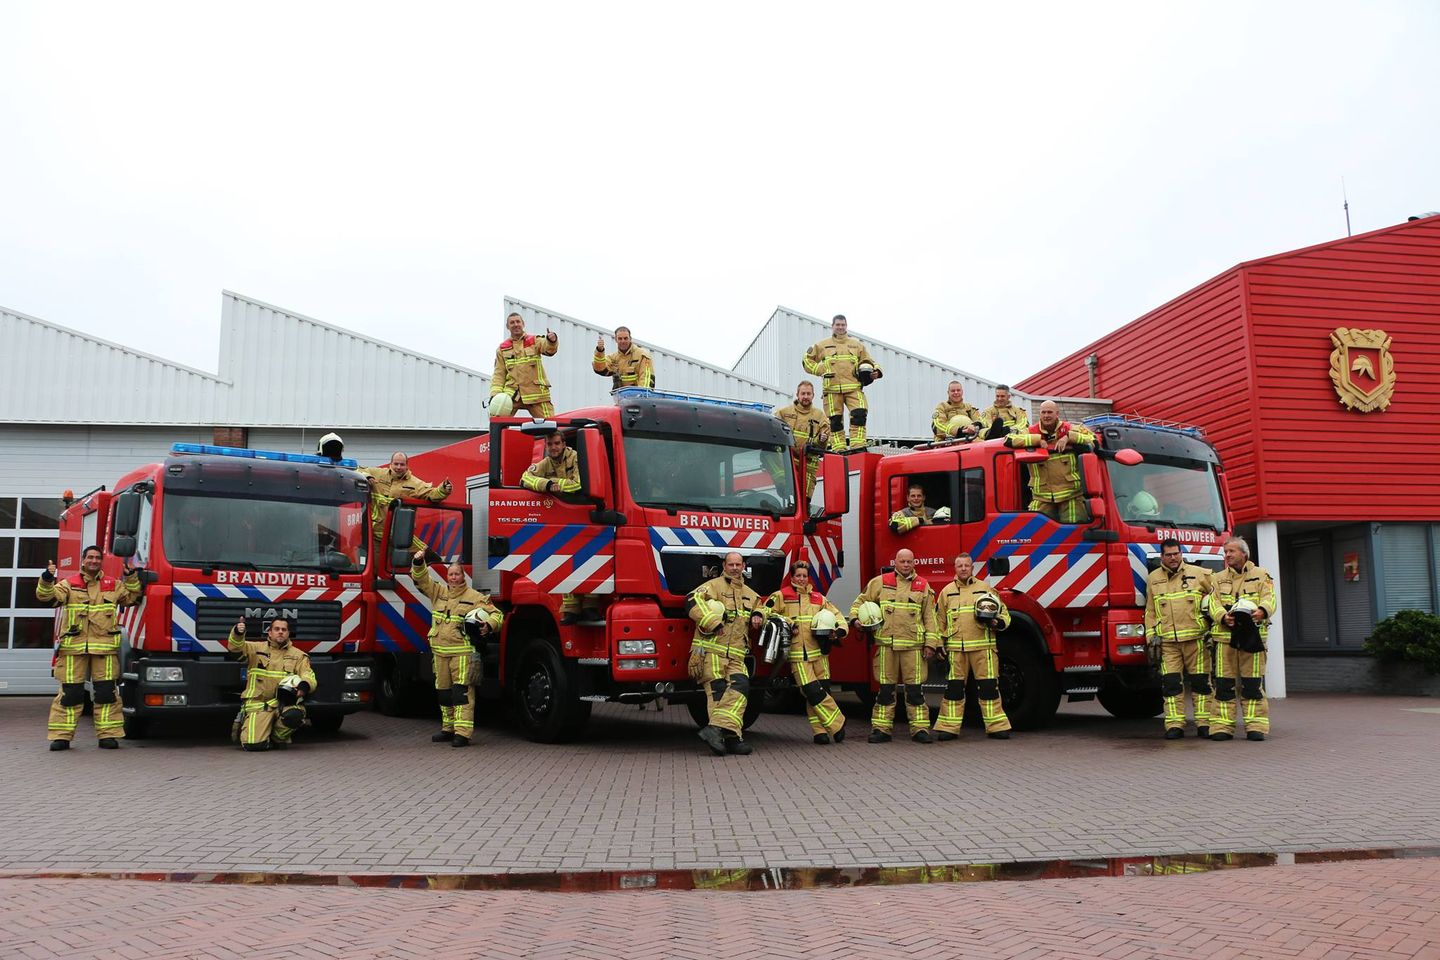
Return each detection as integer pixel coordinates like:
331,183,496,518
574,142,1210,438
733,306,1038,439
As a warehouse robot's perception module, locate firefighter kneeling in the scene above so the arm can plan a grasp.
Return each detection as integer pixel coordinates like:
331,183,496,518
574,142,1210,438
228,617,317,752
933,553,1012,740
688,552,764,757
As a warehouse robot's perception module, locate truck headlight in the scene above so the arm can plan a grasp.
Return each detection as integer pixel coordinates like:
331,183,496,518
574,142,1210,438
618,640,656,655
1113,623,1145,639
344,666,372,681
145,667,185,682
1117,644,1148,656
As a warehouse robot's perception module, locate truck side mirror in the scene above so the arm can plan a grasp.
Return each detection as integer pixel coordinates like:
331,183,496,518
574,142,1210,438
110,491,142,558
1113,448,1144,466
821,454,849,518
576,428,611,502
500,428,537,488
1080,452,1103,497
1088,496,1107,524
389,505,417,571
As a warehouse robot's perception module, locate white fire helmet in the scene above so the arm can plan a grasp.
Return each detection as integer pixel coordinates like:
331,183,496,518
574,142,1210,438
1131,491,1160,517
855,600,884,629
315,432,345,462
974,596,1002,623
488,393,515,419
811,609,839,640
1230,598,1259,618
945,414,973,437
278,674,306,697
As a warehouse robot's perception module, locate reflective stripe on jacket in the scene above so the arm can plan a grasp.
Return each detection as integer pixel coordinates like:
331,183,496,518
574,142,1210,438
36,570,141,654
1145,563,1212,642
935,576,1010,650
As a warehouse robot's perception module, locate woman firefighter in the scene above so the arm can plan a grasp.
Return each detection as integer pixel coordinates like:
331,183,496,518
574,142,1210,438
762,557,849,744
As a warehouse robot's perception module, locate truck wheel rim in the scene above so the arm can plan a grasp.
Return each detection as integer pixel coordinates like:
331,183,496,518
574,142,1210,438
524,665,553,718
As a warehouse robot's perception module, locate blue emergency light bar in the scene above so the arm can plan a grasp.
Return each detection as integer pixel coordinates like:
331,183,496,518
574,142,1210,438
614,387,775,414
1083,414,1204,439
169,443,359,469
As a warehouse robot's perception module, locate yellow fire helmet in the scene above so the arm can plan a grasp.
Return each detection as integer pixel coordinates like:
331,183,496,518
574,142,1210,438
945,414,974,437
811,609,839,639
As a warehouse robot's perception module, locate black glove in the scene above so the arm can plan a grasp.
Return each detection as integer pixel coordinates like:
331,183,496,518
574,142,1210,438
298,681,312,696
41,569,56,584
276,685,299,707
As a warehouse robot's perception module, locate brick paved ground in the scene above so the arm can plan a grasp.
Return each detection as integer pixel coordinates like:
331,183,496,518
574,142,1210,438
3,856,1439,959
2,694,1438,874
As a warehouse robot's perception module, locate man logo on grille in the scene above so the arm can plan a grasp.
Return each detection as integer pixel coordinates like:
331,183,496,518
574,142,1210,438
245,607,299,622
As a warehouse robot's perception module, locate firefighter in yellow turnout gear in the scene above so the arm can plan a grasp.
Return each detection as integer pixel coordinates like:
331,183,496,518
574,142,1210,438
410,553,503,747
931,381,982,441
933,554,1013,739
592,326,654,391
763,560,848,744
227,617,317,751
688,552,765,756
774,380,830,502
1207,537,1278,741
521,431,600,625
492,311,560,418
889,484,939,535
1145,538,1214,739
361,452,452,543
850,549,941,743
978,384,1029,436
37,548,141,749
804,314,882,450
1005,400,1096,524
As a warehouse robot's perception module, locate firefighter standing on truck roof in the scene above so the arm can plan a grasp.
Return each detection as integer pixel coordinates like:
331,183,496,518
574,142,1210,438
850,548,941,743
933,553,1012,740
804,314,882,451
978,384,1029,437
931,381,982,441
521,430,602,626
1146,537,1214,740
493,311,559,418
227,616,317,752
410,552,503,748
688,551,765,757
774,380,829,502
1005,400,1096,523
37,547,141,750
592,325,655,391
360,452,451,543
762,559,848,745
1207,536,1277,742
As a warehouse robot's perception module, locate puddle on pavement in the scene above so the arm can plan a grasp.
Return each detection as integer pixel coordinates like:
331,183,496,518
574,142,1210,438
5,846,1439,893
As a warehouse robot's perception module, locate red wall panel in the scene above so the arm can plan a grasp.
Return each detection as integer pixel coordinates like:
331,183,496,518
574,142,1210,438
1019,217,1440,526
1018,271,1262,523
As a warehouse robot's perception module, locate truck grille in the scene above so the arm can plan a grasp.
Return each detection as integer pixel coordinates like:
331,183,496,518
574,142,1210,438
193,598,343,645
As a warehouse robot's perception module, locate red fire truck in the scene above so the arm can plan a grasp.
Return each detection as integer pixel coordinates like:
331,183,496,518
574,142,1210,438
367,389,848,741
814,415,1232,729
54,443,378,737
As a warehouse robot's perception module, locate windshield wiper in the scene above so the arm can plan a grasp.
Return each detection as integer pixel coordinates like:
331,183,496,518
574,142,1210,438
206,559,259,570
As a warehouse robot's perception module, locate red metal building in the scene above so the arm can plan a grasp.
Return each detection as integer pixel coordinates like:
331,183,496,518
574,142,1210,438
1019,214,1440,693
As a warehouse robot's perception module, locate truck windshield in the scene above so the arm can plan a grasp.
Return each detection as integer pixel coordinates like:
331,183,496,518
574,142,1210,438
1106,456,1225,532
623,435,797,517
162,492,369,572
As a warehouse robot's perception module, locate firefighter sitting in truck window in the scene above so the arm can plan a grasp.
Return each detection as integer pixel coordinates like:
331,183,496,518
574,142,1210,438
227,616,317,752
1005,400,1096,524
37,548,142,750
522,431,601,626
890,480,951,535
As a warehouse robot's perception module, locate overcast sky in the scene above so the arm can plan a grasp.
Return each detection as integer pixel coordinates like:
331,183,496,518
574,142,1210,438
3,1,1436,387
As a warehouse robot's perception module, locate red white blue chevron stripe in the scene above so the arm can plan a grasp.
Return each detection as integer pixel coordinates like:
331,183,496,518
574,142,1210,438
804,533,841,593
171,582,363,654
375,575,435,654
648,525,792,593
490,524,615,595
968,513,1108,609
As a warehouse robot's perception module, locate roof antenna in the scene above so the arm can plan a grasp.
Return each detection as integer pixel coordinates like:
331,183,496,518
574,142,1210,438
1342,177,1352,237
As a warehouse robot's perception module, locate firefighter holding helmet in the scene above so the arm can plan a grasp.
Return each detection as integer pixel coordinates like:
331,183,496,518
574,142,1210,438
37,548,142,750
931,381,982,441
1207,537,1277,741
409,552,504,748
688,551,765,756
227,616,318,752
849,548,941,743
762,558,848,744
491,311,559,418
804,314,882,450
933,553,1013,739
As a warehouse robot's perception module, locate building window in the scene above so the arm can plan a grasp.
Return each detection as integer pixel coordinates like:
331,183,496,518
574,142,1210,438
1377,524,1434,619
0,495,62,651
